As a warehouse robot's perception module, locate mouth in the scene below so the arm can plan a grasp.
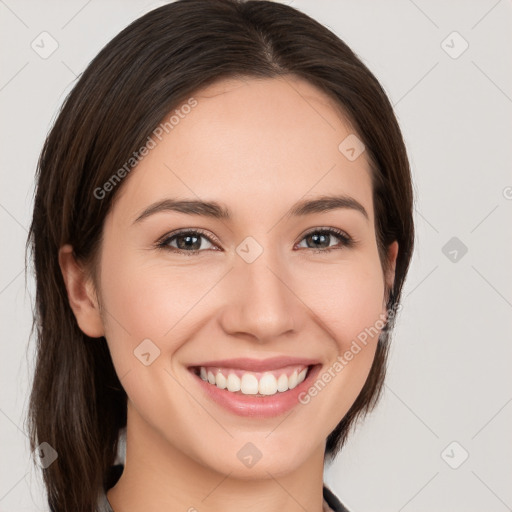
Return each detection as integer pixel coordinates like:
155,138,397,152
189,363,313,396
186,358,322,418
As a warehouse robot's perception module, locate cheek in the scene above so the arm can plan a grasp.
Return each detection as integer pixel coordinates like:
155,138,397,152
293,255,386,349
97,247,227,366
290,255,386,407
97,251,204,429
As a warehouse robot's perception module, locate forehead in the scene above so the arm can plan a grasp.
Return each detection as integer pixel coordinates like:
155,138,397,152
110,75,374,227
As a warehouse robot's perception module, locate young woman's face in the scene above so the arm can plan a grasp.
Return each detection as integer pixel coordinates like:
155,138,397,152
93,76,397,477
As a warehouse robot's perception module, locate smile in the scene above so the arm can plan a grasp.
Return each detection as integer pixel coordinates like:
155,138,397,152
193,364,309,396
187,357,323,418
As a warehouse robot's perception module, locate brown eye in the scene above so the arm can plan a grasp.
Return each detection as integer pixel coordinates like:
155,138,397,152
157,229,218,254
296,228,353,253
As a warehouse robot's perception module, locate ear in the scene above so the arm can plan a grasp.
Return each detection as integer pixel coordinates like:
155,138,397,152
58,244,105,338
383,240,399,308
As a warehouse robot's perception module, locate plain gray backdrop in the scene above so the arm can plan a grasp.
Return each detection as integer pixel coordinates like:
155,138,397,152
1,0,511,510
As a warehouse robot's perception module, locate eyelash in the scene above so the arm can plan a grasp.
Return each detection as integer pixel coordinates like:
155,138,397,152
155,227,355,256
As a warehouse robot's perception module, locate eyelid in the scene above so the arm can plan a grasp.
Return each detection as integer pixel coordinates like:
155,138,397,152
299,226,351,241
156,227,220,247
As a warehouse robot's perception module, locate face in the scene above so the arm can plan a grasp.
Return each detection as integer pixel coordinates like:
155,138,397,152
68,75,397,479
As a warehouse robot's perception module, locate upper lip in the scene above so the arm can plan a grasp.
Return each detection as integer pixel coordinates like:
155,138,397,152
188,356,321,372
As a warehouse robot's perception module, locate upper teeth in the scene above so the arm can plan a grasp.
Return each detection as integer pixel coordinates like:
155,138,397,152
198,366,309,395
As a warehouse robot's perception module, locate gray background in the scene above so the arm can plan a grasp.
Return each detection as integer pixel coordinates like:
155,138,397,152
1,0,511,510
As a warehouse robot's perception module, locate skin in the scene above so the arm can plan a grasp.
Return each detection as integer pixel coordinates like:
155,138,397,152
59,75,398,512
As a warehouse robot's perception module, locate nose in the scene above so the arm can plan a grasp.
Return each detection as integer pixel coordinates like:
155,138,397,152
218,249,304,344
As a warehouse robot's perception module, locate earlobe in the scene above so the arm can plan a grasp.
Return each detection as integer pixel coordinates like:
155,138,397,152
58,244,105,338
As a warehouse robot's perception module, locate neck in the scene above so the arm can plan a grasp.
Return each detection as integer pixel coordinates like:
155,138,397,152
107,402,327,512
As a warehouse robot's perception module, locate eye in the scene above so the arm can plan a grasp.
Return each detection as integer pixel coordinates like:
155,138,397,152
295,227,354,253
156,229,219,255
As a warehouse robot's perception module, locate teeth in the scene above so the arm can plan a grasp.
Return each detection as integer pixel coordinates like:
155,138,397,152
288,370,298,389
240,374,259,394
216,371,227,389
196,365,309,395
227,373,241,392
258,373,277,395
277,373,288,392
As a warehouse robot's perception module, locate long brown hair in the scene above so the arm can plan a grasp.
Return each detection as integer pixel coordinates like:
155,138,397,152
25,0,415,510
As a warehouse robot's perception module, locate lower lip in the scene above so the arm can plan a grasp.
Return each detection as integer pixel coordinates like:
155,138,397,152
189,364,322,418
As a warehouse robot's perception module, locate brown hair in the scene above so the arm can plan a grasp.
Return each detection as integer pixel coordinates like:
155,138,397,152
25,0,414,510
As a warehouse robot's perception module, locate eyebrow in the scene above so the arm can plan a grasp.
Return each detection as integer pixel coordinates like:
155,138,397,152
133,194,369,224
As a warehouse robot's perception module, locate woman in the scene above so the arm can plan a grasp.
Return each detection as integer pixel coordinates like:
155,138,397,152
26,0,415,511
